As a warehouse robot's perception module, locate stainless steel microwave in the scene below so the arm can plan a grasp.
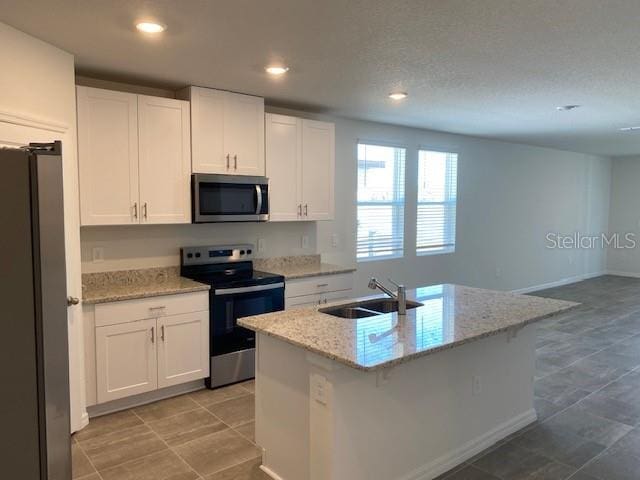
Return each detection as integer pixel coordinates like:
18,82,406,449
192,174,269,223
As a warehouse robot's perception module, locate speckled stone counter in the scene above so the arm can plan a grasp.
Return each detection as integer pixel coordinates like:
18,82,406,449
253,255,355,279
239,284,577,371
82,267,210,305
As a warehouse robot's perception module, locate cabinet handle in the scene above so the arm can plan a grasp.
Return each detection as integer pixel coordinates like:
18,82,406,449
304,204,308,216
161,325,165,341
67,296,80,306
143,202,148,220
317,283,329,288
226,154,230,169
133,202,138,219
150,327,155,344
298,204,302,216
234,154,238,170
324,298,328,304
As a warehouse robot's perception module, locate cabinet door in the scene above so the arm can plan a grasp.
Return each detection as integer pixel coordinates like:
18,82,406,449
157,312,209,389
96,319,157,403
77,86,139,225
189,87,227,174
224,92,265,176
266,114,302,221
138,95,191,224
301,120,335,221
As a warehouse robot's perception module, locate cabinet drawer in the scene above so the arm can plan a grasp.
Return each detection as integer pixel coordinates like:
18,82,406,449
285,289,353,310
95,291,209,327
285,273,353,299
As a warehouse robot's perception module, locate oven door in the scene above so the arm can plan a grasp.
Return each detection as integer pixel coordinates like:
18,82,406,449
193,174,269,222
210,282,285,356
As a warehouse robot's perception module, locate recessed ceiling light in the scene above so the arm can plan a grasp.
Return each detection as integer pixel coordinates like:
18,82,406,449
135,22,166,33
556,105,581,111
265,66,289,76
389,92,408,100
619,126,640,132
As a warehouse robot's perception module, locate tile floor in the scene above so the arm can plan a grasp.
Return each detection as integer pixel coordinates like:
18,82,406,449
72,380,268,480
73,275,640,480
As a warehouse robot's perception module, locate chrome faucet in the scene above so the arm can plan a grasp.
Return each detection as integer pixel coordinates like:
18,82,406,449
368,277,407,315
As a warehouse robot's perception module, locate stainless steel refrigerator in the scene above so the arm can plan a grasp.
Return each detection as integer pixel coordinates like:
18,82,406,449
0,141,71,479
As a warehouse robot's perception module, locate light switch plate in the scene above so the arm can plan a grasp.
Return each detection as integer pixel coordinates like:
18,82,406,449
258,238,266,253
302,235,309,249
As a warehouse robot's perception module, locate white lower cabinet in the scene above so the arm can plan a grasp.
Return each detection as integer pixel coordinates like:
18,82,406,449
157,311,209,388
96,318,158,403
285,273,354,309
92,292,209,404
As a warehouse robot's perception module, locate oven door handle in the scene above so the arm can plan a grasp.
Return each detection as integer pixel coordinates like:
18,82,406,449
214,282,284,295
255,184,263,215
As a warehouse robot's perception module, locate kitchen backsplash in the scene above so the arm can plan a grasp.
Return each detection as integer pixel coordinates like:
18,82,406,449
80,222,317,273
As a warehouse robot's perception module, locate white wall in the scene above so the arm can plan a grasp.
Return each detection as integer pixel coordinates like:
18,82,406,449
80,101,611,294
0,21,85,430
607,156,640,276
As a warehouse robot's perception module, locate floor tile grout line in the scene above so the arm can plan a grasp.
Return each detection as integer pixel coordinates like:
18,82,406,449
72,438,105,480
137,405,206,425
469,364,640,479
554,365,640,480
534,327,639,383
465,341,640,477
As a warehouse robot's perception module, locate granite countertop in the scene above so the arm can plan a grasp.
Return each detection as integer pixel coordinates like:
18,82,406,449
254,255,355,279
238,284,578,371
82,267,210,305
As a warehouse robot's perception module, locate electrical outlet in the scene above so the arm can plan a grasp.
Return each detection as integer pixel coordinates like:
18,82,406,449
258,238,266,253
92,247,104,263
311,374,328,405
472,375,482,396
332,233,339,248
302,235,309,249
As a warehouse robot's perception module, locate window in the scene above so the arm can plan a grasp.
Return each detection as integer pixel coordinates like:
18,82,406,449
357,143,406,261
417,150,458,255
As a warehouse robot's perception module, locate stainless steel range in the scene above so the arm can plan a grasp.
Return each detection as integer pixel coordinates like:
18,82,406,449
180,244,285,388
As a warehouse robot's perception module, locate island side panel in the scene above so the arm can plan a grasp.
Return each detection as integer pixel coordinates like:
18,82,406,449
255,333,313,480
328,325,537,480
255,326,537,480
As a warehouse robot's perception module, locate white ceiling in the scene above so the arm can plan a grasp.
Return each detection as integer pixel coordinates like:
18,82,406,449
2,0,640,156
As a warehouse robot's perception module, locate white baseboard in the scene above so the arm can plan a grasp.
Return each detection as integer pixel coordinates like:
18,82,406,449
512,271,605,294
261,465,285,480
258,409,537,480
400,409,537,480
606,270,640,278
86,380,205,418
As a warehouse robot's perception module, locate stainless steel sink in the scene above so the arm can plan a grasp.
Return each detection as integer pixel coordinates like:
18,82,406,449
356,299,423,313
321,306,381,319
319,299,422,318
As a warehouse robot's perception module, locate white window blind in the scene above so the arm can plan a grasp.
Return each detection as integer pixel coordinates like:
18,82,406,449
357,143,406,261
417,150,458,255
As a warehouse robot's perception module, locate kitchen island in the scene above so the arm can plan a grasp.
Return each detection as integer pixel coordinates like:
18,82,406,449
239,284,577,480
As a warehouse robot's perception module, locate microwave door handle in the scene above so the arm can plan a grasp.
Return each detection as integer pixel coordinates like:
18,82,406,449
255,184,262,214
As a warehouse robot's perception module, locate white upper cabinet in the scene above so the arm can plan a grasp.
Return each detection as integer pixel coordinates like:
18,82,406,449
184,87,226,173
77,86,139,225
178,86,265,175
77,86,191,226
266,114,301,221
301,120,335,221
265,114,335,221
138,95,191,224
